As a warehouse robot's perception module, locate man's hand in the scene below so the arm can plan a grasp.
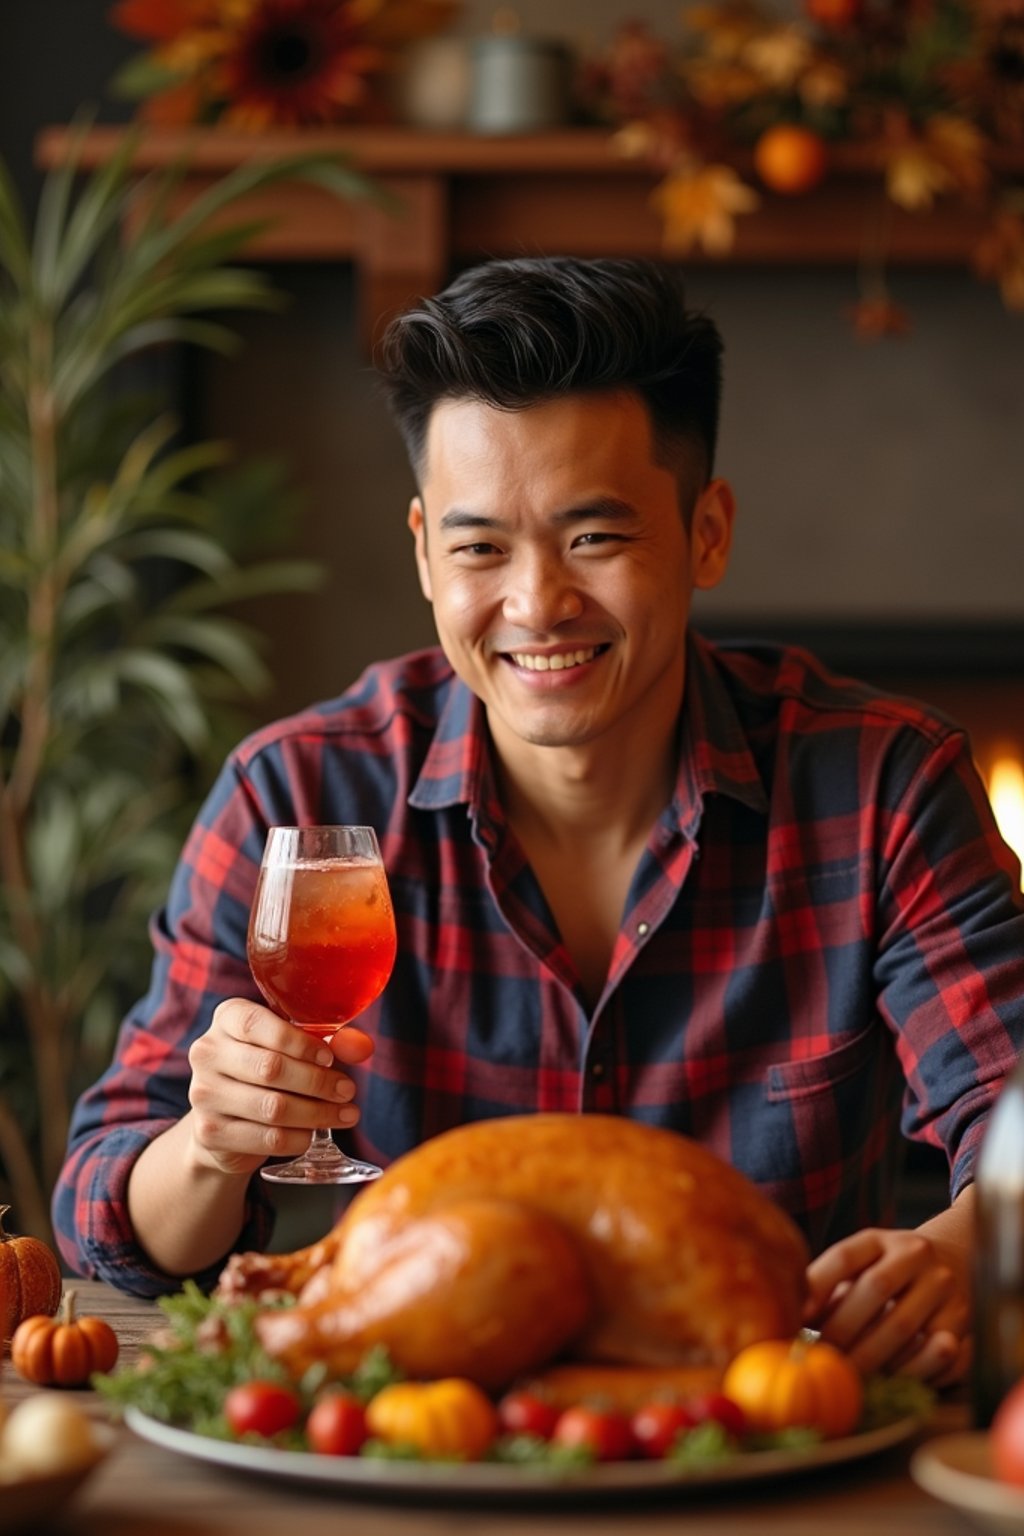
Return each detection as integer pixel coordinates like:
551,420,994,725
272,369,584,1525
804,1223,972,1389
185,998,374,1176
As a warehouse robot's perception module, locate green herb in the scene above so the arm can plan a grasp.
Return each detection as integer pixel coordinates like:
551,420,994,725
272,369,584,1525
359,1438,426,1462
346,1344,405,1403
489,1434,595,1468
667,1419,738,1466
859,1373,934,1432
92,1280,403,1435
742,1426,823,1453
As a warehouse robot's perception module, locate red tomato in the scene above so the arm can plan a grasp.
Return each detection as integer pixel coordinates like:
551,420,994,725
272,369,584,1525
497,1388,560,1441
686,1392,748,1437
631,1400,697,1459
992,1379,1024,1486
306,1391,368,1457
551,1405,635,1462
224,1381,301,1439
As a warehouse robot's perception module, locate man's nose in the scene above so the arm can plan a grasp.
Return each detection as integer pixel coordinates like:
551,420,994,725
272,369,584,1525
501,553,584,631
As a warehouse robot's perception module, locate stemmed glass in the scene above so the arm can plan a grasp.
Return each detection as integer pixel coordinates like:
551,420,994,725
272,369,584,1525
246,825,397,1184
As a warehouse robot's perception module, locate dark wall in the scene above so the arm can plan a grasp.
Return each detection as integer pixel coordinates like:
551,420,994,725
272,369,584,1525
0,0,134,212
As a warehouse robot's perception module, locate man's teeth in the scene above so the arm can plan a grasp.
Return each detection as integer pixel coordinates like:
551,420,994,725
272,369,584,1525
510,648,599,672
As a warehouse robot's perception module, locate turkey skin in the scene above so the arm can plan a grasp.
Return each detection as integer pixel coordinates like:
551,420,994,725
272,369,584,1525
219,1114,809,1393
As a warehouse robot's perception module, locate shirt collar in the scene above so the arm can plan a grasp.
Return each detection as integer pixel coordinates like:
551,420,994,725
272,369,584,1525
409,631,769,826
673,629,769,829
409,672,496,814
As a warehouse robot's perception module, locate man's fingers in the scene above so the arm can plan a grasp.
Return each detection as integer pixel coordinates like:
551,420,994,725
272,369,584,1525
888,1328,971,1387
837,1268,958,1375
329,1025,375,1065
804,1230,887,1316
807,1232,931,1335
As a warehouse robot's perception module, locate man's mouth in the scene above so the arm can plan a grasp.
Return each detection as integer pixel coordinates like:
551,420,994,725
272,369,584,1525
505,645,607,673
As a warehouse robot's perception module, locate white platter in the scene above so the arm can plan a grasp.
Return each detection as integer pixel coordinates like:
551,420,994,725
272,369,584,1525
911,1431,1024,1536
125,1406,924,1503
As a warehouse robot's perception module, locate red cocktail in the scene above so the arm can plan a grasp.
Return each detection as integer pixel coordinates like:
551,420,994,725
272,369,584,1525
247,825,396,1184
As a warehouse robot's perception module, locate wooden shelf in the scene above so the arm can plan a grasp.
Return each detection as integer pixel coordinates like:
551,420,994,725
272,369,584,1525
35,125,1021,349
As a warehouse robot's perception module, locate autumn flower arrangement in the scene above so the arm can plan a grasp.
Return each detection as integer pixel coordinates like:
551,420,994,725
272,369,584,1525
109,0,458,129
580,0,1024,334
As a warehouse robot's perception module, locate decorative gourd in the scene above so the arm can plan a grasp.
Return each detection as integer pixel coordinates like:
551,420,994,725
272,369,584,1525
721,1336,864,1439
365,1378,499,1460
0,1205,62,1342
10,1288,119,1386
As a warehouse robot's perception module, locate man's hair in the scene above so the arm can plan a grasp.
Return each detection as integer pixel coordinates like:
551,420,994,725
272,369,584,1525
376,256,724,497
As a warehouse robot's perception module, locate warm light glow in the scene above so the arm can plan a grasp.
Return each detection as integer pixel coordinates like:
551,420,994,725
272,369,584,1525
986,756,1024,892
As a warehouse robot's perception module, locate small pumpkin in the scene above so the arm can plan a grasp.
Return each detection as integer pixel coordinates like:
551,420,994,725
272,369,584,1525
0,1205,62,1342
721,1336,863,1439
11,1288,119,1386
365,1378,499,1461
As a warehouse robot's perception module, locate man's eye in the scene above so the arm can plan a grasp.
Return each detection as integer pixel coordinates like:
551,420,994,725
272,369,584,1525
453,542,502,557
572,531,624,548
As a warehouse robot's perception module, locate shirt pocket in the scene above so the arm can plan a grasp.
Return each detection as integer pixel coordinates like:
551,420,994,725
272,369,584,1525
764,1024,877,1103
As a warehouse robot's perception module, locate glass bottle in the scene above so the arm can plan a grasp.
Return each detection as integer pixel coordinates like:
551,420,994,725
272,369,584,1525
973,1055,1024,1428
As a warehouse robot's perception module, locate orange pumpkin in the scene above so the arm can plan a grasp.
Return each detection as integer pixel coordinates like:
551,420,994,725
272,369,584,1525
0,1205,62,1342
721,1336,863,1439
11,1288,119,1386
365,1379,499,1460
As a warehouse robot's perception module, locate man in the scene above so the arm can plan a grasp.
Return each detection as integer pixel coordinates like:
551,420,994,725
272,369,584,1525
54,256,1023,1388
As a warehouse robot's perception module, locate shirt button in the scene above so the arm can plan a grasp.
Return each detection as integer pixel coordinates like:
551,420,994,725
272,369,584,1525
637,921,650,938
591,1062,605,1080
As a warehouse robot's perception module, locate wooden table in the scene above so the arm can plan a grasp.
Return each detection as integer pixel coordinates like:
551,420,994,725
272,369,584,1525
4,1280,974,1535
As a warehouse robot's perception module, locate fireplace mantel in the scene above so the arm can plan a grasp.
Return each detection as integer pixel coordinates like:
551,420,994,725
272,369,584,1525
35,124,1020,349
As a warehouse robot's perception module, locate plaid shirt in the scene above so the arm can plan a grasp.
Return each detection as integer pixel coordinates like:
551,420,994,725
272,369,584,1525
54,633,1024,1296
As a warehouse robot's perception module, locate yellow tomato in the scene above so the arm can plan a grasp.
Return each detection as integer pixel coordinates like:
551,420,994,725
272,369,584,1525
722,1337,863,1439
365,1379,499,1461
753,126,829,197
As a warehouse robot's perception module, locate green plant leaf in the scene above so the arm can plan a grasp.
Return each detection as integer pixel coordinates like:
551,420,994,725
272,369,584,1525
0,125,383,1232
0,153,32,289
51,128,147,304
108,55,187,101
168,558,324,612
143,614,271,693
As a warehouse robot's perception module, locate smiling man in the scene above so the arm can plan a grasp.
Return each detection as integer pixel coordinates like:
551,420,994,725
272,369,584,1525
54,257,1024,1393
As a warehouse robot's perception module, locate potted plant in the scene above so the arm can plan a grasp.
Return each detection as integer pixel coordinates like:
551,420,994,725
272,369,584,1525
0,127,379,1240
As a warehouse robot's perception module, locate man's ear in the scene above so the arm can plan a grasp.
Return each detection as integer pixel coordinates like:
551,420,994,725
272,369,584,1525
407,497,433,603
690,478,736,592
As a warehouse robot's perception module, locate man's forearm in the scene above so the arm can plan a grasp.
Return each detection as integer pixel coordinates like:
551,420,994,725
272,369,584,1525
127,1114,252,1278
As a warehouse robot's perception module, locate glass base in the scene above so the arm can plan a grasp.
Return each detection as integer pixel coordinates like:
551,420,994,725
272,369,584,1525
260,1152,382,1185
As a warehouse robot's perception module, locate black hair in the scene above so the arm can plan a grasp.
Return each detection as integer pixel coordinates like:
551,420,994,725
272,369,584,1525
376,256,724,497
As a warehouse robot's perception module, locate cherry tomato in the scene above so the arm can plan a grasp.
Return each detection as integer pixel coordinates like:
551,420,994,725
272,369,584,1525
306,1390,368,1457
224,1381,301,1439
551,1404,635,1462
686,1392,748,1437
631,1400,698,1459
497,1388,560,1441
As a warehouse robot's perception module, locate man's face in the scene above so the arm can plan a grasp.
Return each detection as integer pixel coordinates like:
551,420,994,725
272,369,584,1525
408,390,734,763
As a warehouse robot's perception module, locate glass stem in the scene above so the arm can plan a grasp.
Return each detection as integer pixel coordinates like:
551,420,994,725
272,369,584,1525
306,1127,344,1162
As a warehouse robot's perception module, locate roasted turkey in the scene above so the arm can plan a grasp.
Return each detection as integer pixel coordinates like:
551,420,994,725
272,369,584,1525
217,1114,809,1393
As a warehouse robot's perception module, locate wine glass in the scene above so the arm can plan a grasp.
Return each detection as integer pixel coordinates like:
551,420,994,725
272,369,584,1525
246,825,397,1184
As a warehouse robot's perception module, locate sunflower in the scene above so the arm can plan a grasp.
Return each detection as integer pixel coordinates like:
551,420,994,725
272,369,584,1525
109,0,455,127
214,0,386,127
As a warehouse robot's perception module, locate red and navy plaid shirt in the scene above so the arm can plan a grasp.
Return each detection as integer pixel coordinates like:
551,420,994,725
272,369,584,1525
53,633,1024,1296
